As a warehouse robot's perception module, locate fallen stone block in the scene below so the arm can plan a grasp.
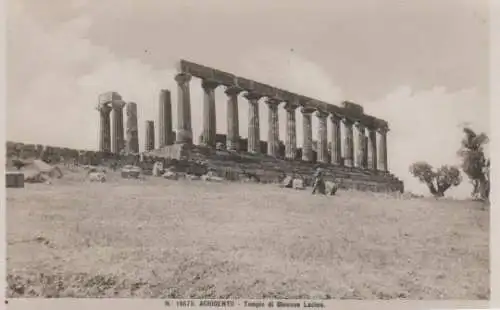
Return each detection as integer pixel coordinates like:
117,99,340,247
326,181,339,196
280,175,293,188
292,178,305,190
88,172,106,183
152,161,164,177
163,171,179,180
6,171,24,188
201,174,224,182
121,165,141,179
186,174,201,180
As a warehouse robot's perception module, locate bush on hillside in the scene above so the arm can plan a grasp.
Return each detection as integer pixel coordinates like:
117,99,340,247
409,162,461,197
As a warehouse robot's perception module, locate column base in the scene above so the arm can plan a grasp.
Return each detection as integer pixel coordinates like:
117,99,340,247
176,130,193,144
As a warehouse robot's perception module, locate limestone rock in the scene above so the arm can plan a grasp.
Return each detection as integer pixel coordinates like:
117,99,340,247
280,175,293,188
152,161,164,177
292,178,305,190
88,172,106,182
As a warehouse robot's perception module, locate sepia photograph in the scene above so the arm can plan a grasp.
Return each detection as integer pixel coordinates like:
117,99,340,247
5,0,490,303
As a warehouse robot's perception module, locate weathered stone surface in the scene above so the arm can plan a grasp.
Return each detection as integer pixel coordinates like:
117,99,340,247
201,81,218,148
284,102,298,160
378,127,388,172
343,118,354,167
330,113,342,165
368,128,378,171
125,102,139,153
145,120,155,151
253,82,276,97
235,77,254,90
98,103,112,152
213,69,236,86
266,98,281,157
244,92,261,154
159,89,174,147
99,91,122,105
6,172,24,188
177,60,213,79
175,72,193,144
316,110,329,163
342,100,364,116
225,86,243,151
111,101,125,154
301,107,314,162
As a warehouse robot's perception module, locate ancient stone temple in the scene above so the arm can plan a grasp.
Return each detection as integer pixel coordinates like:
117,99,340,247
96,60,403,192
172,60,390,170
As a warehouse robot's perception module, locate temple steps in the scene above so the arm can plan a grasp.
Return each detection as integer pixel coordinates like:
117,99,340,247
147,144,404,193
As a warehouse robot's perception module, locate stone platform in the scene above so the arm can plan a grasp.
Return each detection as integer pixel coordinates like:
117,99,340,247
145,144,404,193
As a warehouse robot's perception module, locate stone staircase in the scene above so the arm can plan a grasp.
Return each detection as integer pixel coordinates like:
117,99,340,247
147,144,404,193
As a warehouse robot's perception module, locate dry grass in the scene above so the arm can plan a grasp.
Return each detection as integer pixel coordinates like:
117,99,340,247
6,169,489,299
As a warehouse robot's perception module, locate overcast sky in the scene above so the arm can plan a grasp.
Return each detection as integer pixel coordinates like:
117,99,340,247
6,0,490,197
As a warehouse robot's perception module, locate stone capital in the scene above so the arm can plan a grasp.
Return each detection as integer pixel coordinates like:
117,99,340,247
201,79,219,91
265,97,281,107
283,102,299,112
342,117,355,126
243,91,262,101
97,102,112,114
365,124,378,132
224,85,243,96
377,126,390,134
174,72,192,85
315,110,329,119
99,91,122,105
111,100,126,110
354,120,365,130
330,112,343,122
300,106,316,115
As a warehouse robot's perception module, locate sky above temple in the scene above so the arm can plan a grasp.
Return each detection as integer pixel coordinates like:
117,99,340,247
6,0,490,198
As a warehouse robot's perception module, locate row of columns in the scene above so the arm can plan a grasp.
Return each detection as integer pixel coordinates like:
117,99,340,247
98,89,175,155
98,101,129,154
97,75,389,172
173,72,389,172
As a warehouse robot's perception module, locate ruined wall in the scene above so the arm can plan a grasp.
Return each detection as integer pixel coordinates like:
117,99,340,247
6,141,165,173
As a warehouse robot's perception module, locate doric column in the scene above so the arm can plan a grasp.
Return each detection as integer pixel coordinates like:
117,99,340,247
145,120,155,151
316,110,329,163
284,101,299,160
354,121,367,169
125,102,139,153
244,92,262,154
329,113,342,165
363,134,369,169
343,118,354,167
266,98,281,157
377,126,389,172
368,127,378,171
158,89,174,147
301,107,314,161
111,101,125,154
225,86,243,151
201,80,219,147
174,72,192,144
97,103,112,152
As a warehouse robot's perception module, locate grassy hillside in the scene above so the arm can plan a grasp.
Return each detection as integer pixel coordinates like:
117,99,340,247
6,170,489,299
